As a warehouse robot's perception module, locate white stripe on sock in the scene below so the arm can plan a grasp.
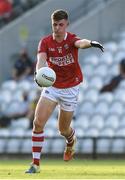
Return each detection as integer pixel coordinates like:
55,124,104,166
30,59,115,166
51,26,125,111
32,141,44,147
32,132,44,137
33,152,41,159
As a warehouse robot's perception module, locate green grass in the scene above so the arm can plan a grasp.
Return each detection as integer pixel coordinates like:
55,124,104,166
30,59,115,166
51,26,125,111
0,158,125,179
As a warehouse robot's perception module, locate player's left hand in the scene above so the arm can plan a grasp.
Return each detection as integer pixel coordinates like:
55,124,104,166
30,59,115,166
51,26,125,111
34,71,42,87
90,41,104,52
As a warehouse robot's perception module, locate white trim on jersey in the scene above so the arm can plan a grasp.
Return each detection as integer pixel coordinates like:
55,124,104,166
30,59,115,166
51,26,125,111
52,32,67,40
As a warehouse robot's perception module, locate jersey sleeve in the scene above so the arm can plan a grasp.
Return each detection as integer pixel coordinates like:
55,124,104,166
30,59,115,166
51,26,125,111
37,38,47,53
71,34,81,46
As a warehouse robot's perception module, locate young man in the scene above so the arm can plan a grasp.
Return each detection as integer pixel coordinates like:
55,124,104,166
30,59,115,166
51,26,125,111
26,9,104,173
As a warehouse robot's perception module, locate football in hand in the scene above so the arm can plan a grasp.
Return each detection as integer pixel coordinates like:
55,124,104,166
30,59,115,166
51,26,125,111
35,67,56,87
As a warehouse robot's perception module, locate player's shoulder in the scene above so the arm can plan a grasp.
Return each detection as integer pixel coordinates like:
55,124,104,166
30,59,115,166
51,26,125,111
39,34,52,42
67,32,76,37
67,32,80,39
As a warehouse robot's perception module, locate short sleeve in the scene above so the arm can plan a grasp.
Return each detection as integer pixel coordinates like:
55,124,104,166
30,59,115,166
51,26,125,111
71,34,81,46
37,38,47,53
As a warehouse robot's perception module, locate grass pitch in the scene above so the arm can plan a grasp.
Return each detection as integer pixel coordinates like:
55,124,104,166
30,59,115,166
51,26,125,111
0,158,125,179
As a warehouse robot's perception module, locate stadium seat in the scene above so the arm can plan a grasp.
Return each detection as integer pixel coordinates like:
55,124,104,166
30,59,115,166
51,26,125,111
108,64,119,77
109,101,124,116
0,139,6,153
119,80,125,89
94,101,109,116
7,139,22,153
83,54,99,66
24,129,32,137
5,100,26,116
0,129,9,153
78,90,85,103
83,64,94,78
78,100,94,115
90,114,104,130
0,128,10,137
51,139,65,153
103,41,117,54
97,139,112,153
44,127,58,138
98,93,113,104
75,138,83,153
28,89,39,101
114,51,125,63
17,80,32,92
21,139,32,153
75,127,85,137
42,139,52,153
114,89,125,103
89,76,103,90
0,89,12,104
10,90,24,102
99,128,114,137
104,114,119,130
111,139,125,153
1,80,17,92
10,117,30,130
84,127,99,137
119,116,125,128
81,139,93,153
84,88,99,103
45,117,57,129
9,128,25,137
94,64,108,78
79,79,89,92
115,128,125,137
75,114,90,130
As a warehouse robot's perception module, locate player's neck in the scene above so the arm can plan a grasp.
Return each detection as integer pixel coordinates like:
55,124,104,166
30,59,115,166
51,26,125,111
53,33,67,43
54,35,65,43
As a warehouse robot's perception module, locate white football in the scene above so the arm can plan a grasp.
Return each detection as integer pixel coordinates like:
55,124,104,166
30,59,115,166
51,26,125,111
35,67,56,87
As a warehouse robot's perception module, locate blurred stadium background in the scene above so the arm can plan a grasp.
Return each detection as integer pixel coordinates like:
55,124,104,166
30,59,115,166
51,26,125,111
0,0,125,160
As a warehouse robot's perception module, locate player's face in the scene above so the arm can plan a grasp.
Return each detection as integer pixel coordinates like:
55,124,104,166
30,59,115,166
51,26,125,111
51,19,68,36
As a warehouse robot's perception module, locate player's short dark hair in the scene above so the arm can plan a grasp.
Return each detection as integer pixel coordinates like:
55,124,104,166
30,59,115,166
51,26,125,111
51,9,68,21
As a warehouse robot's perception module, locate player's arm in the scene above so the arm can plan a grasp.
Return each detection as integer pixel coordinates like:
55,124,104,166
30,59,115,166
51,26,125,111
35,52,47,86
36,52,47,72
74,39,104,52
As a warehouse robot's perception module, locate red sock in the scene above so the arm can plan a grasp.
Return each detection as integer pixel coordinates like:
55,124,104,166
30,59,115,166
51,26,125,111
65,129,75,146
32,131,44,166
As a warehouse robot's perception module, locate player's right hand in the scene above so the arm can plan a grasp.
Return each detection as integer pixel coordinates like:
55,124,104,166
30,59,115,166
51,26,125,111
90,41,104,52
34,71,42,87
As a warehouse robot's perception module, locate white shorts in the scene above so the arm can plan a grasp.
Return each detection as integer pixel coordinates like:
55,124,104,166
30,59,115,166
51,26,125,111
41,85,80,111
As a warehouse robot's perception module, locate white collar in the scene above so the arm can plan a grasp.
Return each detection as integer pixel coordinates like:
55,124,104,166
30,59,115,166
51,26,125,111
53,32,67,40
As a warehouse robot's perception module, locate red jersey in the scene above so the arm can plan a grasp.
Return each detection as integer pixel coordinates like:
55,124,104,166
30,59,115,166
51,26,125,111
38,32,83,88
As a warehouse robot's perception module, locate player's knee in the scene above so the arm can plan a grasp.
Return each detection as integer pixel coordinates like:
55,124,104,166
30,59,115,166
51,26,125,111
59,130,69,137
33,119,43,131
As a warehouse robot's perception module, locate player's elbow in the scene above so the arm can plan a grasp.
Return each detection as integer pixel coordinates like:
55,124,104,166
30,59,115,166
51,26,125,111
76,39,91,49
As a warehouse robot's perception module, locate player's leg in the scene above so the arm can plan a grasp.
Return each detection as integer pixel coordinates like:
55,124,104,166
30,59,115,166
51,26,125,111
58,109,76,161
58,85,79,161
26,96,57,173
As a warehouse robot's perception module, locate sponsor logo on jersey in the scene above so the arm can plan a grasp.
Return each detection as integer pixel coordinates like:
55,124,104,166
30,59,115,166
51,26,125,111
49,48,55,51
49,53,74,66
57,47,62,53
64,44,69,49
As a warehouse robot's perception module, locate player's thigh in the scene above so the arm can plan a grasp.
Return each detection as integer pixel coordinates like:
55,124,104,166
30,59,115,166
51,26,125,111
58,109,74,132
34,96,57,127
